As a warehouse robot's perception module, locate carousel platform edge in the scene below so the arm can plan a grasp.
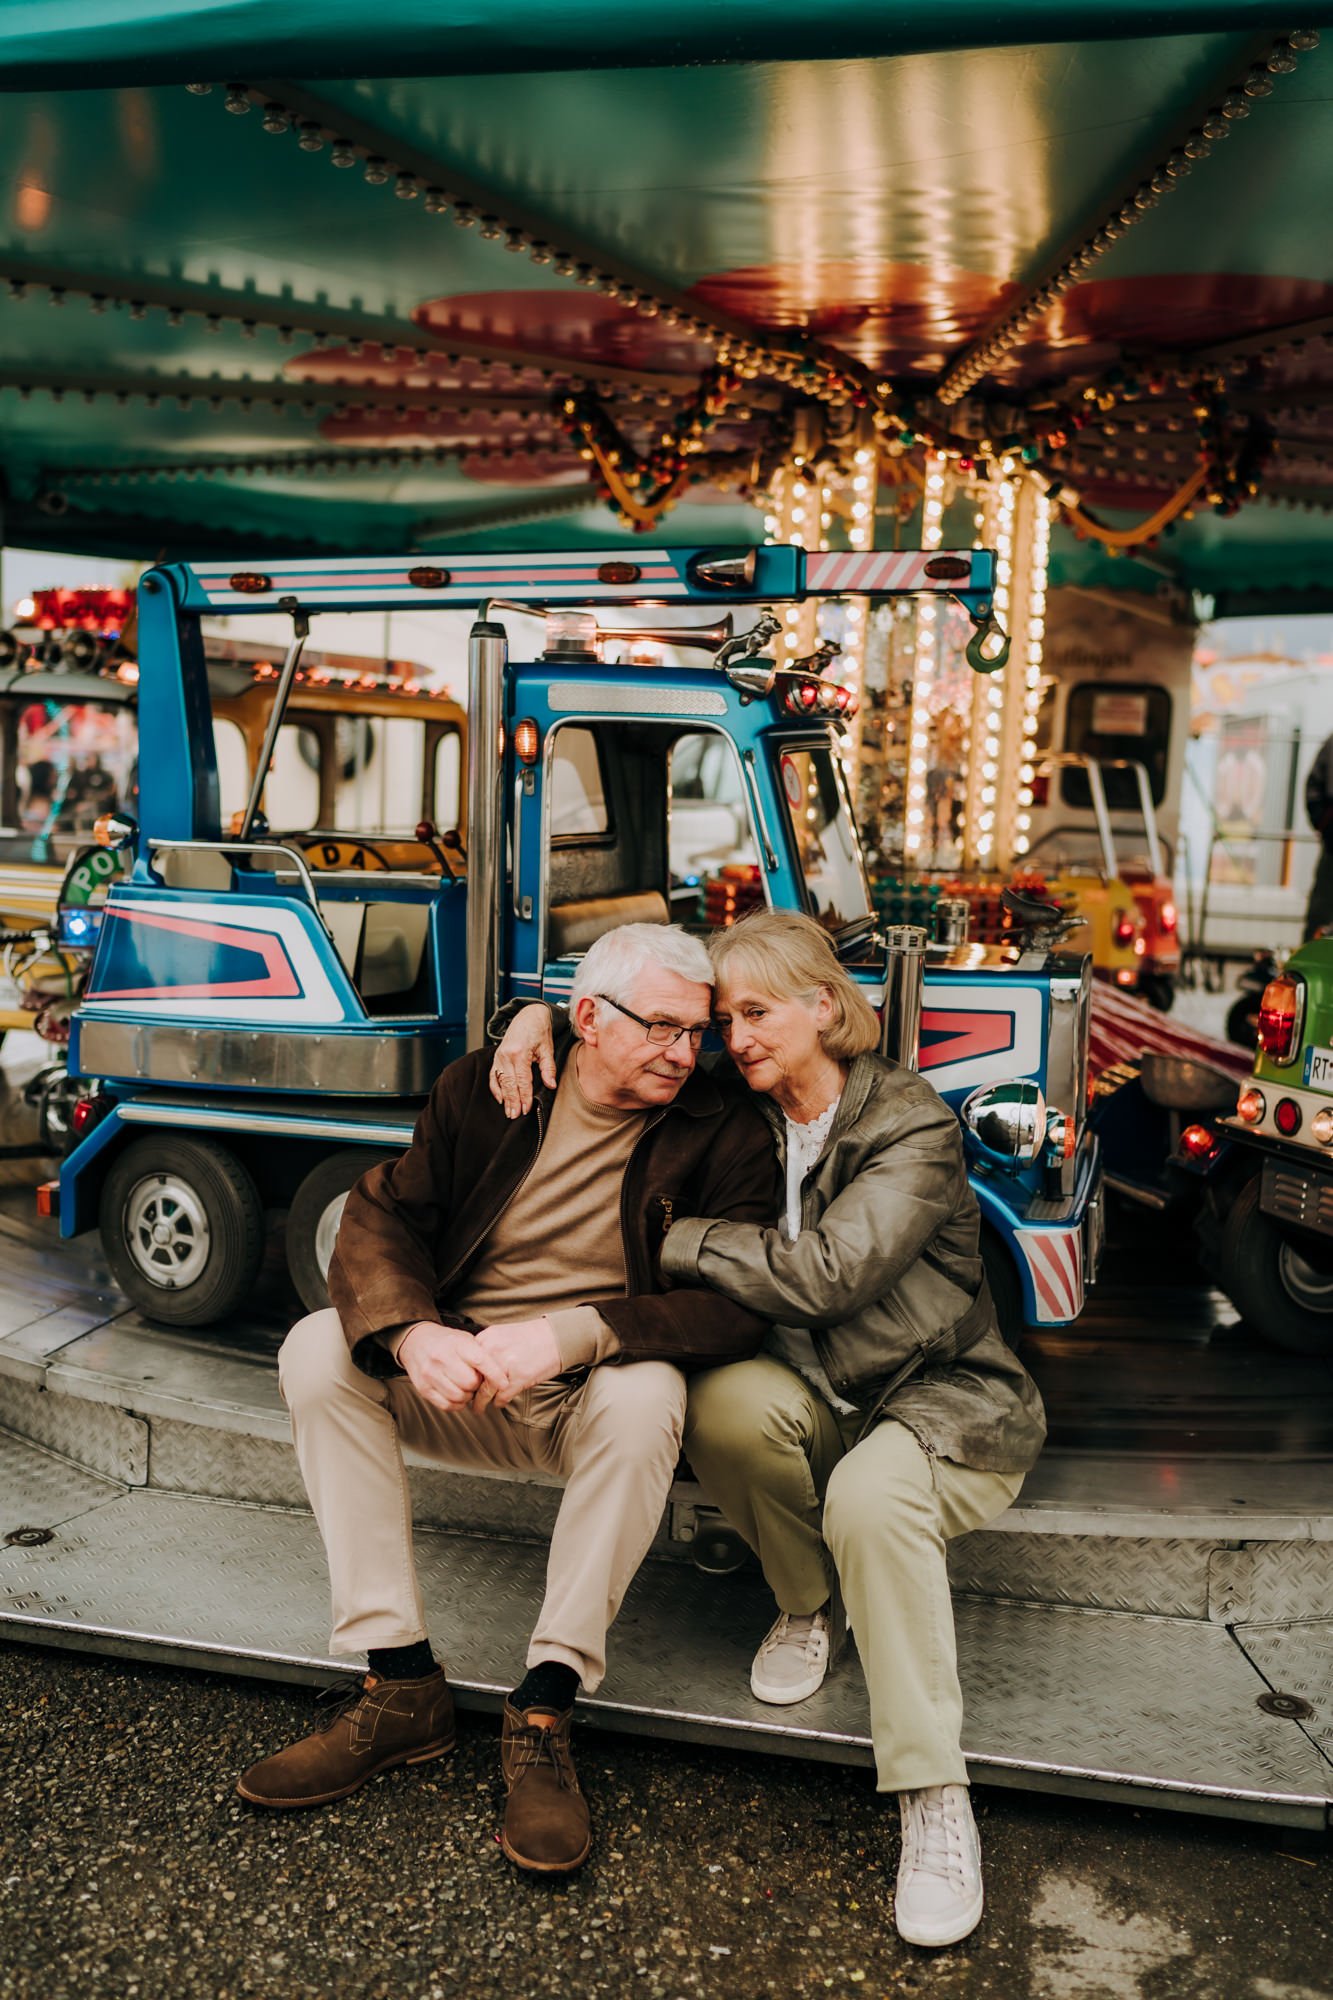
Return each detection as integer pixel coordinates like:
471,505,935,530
1,1421,1331,1828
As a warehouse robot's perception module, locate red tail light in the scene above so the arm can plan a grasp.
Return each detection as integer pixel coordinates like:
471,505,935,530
1181,1123,1219,1160
1160,901,1177,933
1112,911,1136,947
1257,974,1303,1066
783,680,822,715
1030,771,1049,807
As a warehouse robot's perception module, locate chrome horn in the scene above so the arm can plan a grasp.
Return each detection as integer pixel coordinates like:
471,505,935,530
597,614,734,654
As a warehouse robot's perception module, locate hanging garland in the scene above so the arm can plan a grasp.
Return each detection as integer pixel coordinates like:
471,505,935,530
556,366,759,531
1061,467,1208,548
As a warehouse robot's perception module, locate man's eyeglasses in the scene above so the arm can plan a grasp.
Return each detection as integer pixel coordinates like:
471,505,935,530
596,994,710,1050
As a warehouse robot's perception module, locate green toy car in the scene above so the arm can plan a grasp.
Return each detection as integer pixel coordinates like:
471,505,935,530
1204,946,1333,1354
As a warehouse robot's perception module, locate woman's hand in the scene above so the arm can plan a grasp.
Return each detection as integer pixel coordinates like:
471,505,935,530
489,1003,557,1117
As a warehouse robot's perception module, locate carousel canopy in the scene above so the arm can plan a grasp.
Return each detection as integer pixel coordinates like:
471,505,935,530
0,5,1329,615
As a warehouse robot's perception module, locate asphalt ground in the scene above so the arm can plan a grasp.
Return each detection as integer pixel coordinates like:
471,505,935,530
0,1641,1329,2000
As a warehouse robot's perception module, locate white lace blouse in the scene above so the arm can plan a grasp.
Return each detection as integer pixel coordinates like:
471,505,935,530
764,1095,858,1416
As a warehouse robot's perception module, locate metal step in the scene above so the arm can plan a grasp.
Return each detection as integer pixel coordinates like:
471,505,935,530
3,1429,1329,1827
1,1188,1331,1826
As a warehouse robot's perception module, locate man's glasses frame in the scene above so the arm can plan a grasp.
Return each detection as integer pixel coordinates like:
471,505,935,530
595,993,710,1050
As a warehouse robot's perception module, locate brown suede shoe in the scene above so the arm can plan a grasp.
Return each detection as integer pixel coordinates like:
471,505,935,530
236,1669,455,1809
499,1701,592,1873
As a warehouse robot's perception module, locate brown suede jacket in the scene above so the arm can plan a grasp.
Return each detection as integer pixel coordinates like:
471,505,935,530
327,1031,780,1379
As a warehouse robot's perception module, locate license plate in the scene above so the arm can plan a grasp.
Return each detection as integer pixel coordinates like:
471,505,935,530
1303,1047,1333,1090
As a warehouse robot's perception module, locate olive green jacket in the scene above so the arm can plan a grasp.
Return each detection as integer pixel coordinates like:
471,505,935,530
660,1051,1046,1474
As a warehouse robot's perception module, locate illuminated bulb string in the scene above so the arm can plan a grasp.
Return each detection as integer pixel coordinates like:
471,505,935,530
837,443,875,766
903,451,947,861
970,478,1016,866
1013,488,1052,857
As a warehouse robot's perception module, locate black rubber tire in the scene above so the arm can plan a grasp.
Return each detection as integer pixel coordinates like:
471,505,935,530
286,1148,397,1314
100,1135,266,1327
1226,995,1259,1051
1217,1173,1333,1356
980,1224,1025,1348
1139,972,1175,1013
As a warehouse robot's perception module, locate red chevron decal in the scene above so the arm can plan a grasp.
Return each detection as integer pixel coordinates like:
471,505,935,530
919,1009,1015,1071
96,908,301,1001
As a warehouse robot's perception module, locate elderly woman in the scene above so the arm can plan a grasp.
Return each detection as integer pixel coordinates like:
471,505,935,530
490,911,1045,1949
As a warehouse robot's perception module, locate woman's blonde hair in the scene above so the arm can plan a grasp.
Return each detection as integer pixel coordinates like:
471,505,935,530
708,909,880,1060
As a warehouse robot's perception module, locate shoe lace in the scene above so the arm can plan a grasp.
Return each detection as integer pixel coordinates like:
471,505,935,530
510,1714,576,1790
313,1676,377,1736
903,1791,967,1889
762,1609,829,1663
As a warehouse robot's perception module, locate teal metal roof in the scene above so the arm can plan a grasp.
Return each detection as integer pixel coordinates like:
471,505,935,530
0,11,1329,611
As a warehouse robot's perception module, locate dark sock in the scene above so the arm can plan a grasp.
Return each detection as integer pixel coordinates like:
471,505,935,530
367,1640,437,1682
511,1662,580,1713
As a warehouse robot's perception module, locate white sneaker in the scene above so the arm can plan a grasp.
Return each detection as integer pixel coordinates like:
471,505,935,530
894,1784,984,1948
749,1605,831,1705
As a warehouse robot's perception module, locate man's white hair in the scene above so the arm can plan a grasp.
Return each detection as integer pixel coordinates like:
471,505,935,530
569,923,713,1034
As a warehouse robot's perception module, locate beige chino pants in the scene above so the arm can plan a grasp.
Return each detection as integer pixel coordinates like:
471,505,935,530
278,1309,687,1692
684,1354,1023,1793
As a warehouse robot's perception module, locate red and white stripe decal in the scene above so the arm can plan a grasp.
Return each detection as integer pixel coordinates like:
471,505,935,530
1088,983,1250,1082
80,897,347,1024
1015,1227,1084,1322
805,549,976,593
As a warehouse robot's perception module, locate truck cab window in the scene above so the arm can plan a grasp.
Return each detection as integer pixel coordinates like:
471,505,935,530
550,727,610,838
669,731,762,927
775,742,873,934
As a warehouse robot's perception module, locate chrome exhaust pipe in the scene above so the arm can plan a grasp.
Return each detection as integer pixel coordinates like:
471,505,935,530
465,617,508,1051
880,924,927,1071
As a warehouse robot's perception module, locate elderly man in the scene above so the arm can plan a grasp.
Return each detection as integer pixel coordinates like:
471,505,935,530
237,924,775,1874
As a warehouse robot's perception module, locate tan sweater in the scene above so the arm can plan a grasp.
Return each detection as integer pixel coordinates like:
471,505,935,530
443,1050,646,1369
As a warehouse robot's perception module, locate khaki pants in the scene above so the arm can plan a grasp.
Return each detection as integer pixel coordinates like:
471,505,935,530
684,1354,1023,1793
278,1310,687,1693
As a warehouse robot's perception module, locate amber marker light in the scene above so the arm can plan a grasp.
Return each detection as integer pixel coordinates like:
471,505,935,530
513,718,540,765
1236,1089,1265,1125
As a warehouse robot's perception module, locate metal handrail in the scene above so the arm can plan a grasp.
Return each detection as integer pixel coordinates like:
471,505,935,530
147,837,324,912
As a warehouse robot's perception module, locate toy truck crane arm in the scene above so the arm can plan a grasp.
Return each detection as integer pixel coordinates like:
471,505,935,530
163,544,1004,653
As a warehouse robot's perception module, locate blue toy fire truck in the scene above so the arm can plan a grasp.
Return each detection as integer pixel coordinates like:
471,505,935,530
44,544,1100,1337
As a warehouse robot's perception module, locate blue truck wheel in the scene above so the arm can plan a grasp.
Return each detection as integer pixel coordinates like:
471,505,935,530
99,1135,266,1327
286,1149,398,1315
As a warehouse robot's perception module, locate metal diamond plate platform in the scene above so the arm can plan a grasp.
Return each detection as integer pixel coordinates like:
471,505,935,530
1208,1542,1333,1627
1,1448,1329,1824
947,1531,1216,1617
0,1429,124,1538
1239,1622,1333,1763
